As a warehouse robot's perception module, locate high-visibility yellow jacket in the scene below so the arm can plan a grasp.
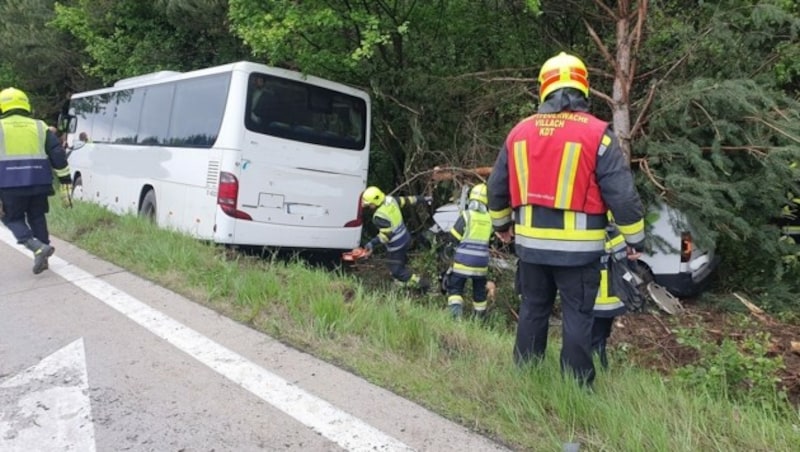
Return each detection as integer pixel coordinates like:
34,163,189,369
0,114,71,192
367,195,422,252
449,203,493,276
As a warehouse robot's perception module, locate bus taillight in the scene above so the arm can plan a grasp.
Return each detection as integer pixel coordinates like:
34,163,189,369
681,232,692,262
344,192,364,228
217,172,252,220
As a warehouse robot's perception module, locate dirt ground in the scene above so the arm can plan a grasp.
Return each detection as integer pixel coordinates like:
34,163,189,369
607,301,800,406
346,257,800,406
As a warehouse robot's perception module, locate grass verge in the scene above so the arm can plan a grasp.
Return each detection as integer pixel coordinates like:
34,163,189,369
47,202,800,451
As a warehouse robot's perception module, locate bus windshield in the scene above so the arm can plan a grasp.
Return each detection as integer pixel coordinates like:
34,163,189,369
245,73,367,151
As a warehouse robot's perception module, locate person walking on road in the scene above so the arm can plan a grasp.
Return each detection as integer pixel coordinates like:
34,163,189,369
443,183,493,319
487,52,645,386
356,186,431,291
0,87,72,274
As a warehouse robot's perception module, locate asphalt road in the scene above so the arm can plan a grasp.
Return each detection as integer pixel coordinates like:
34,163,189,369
0,229,509,452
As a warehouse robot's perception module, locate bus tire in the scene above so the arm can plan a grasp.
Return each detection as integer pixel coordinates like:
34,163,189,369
140,190,157,222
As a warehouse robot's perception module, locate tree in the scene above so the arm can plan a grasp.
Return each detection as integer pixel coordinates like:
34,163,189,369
228,0,544,187
51,0,248,84
0,0,88,121
631,0,800,301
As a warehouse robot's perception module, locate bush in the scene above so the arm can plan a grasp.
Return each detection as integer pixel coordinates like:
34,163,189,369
674,326,789,414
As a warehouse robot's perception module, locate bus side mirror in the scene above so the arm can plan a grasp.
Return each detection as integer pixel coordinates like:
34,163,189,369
56,113,76,134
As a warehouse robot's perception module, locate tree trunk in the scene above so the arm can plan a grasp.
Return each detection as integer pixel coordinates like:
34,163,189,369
585,0,647,163
612,4,633,162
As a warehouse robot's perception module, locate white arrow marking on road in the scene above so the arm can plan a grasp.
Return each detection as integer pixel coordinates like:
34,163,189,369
0,230,413,451
0,338,96,452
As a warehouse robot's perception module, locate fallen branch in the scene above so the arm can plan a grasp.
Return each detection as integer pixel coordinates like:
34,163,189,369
732,292,775,325
430,166,492,182
649,312,673,336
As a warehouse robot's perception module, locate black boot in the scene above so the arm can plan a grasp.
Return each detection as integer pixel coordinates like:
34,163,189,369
449,303,463,319
472,309,487,322
24,238,54,274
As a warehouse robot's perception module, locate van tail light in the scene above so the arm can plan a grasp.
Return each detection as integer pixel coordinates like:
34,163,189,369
680,232,693,262
217,172,252,220
343,192,364,228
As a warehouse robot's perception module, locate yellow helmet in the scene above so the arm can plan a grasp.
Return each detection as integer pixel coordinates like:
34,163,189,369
361,186,385,207
469,183,488,205
0,87,31,113
538,52,589,102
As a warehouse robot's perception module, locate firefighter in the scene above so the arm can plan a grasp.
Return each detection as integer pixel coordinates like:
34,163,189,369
0,87,72,274
487,52,645,386
444,183,493,319
356,186,431,291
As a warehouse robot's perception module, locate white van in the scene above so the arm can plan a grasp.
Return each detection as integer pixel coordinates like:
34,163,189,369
429,200,719,298
641,203,719,297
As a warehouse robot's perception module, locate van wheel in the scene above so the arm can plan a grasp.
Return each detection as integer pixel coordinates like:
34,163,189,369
140,190,157,222
632,260,655,284
72,175,83,201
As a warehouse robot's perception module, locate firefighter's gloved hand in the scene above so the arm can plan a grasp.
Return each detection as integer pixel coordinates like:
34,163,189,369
423,196,433,205
60,184,73,208
626,246,641,261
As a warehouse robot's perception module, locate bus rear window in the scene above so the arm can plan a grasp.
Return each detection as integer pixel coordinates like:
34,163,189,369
245,73,366,150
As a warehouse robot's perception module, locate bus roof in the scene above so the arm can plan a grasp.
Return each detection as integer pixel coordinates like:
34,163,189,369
72,61,369,100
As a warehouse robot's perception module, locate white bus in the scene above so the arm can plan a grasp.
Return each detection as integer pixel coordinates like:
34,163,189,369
63,61,370,251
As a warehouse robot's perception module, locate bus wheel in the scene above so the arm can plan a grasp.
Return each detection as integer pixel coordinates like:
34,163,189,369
71,175,83,201
140,190,157,222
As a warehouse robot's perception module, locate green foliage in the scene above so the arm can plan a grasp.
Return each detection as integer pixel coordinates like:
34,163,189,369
14,0,798,304
0,0,87,120
0,63,20,89
228,0,547,186
52,0,248,84
640,77,800,299
674,326,789,414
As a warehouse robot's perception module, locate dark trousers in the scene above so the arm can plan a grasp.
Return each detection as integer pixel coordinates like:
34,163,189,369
591,317,614,369
514,260,601,385
0,192,50,244
386,246,412,282
446,272,488,302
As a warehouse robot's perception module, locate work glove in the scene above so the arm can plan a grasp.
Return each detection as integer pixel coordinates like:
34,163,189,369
60,184,73,208
423,196,433,205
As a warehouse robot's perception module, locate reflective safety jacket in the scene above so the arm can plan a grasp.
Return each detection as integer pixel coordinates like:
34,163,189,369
487,91,645,266
0,115,54,188
450,204,493,276
505,111,608,214
368,195,421,252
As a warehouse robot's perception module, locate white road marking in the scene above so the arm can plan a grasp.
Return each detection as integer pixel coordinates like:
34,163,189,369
0,230,413,452
0,339,96,452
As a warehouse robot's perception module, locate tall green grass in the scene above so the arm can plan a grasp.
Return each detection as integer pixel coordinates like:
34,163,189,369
47,202,800,451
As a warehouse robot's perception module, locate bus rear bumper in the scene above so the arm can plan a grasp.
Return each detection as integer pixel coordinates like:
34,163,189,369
214,218,362,251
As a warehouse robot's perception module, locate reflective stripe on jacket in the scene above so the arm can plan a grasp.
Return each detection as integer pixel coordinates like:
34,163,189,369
594,226,627,318
450,208,492,276
0,116,51,188
373,196,412,252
